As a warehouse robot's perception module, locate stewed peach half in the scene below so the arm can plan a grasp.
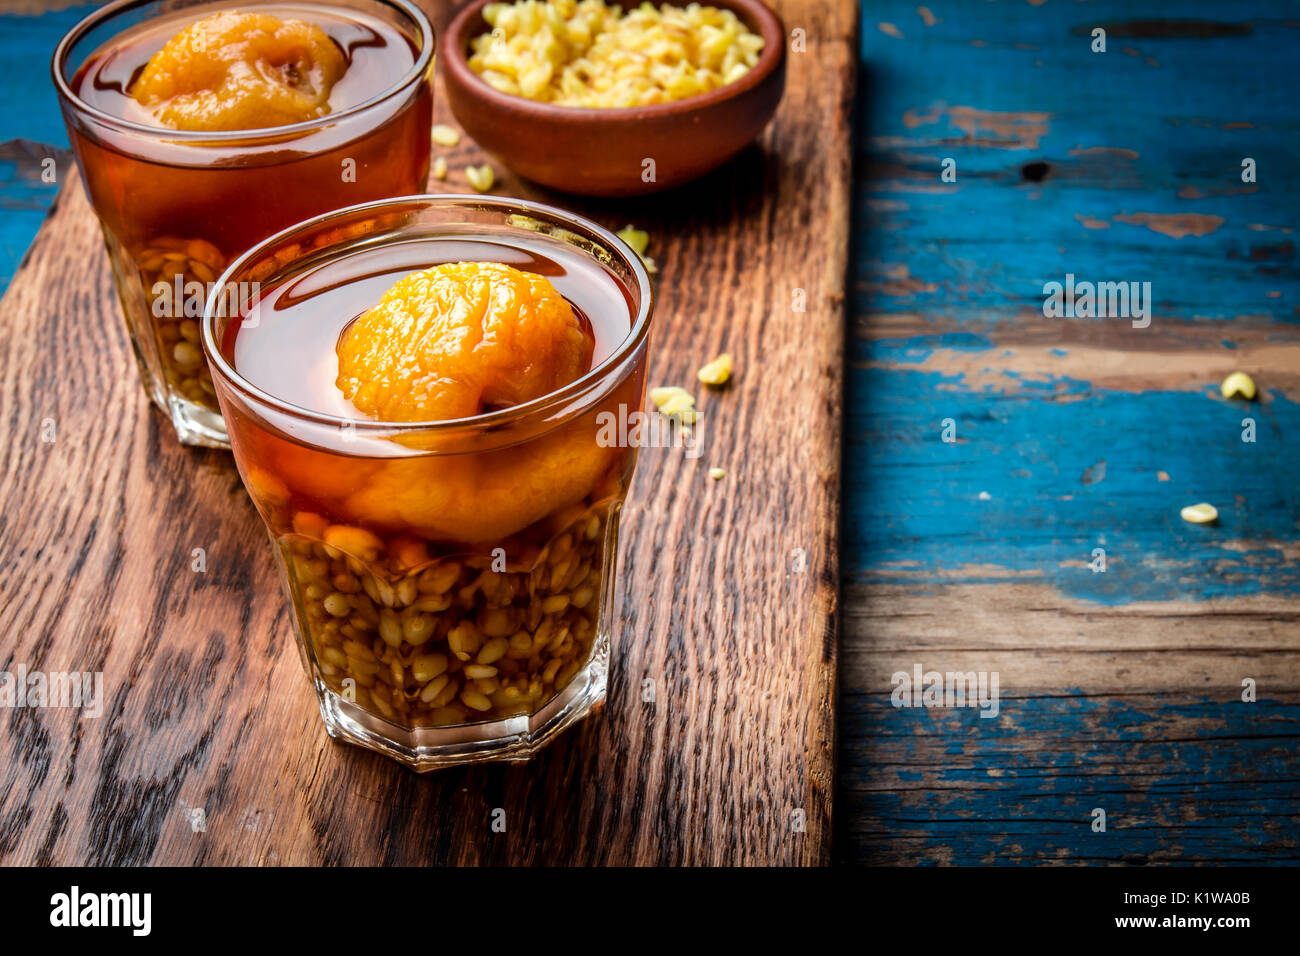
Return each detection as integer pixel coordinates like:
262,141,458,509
337,261,594,421
131,11,348,131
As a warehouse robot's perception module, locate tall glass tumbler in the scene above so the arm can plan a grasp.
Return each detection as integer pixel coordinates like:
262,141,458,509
53,0,434,447
202,196,654,770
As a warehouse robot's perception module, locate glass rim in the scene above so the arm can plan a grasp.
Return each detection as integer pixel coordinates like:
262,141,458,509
201,193,655,434
51,0,434,144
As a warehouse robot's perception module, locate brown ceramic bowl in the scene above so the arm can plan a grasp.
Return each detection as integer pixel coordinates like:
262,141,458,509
441,0,786,196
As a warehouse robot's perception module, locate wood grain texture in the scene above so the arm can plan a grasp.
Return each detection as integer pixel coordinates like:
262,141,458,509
844,577,1300,865
844,0,1300,865
0,0,856,866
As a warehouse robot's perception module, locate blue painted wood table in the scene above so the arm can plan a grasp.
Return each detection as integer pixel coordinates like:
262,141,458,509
845,1,1298,864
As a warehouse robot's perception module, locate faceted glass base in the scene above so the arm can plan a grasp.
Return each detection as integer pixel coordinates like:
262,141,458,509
166,393,230,448
314,635,608,771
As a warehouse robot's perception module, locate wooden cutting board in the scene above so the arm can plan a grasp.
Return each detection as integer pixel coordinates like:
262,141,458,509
0,0,854,866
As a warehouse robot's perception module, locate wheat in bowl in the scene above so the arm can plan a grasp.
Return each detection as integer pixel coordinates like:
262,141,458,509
442,0,786,196
468,0,766,107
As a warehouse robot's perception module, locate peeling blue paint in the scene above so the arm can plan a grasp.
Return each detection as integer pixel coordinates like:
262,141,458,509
0,3,92,293
846,364,1300,602
843,695,1300,865
846,0,1300,866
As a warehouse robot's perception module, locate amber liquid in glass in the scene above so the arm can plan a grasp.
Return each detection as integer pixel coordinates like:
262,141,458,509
228,238,632,421
67,4,432,430
222,237,644,728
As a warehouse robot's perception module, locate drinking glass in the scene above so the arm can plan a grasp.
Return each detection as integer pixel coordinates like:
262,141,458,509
53,0,434,446
202,195,654,770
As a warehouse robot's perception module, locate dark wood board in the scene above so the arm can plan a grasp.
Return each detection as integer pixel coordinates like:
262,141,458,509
0,0,855,866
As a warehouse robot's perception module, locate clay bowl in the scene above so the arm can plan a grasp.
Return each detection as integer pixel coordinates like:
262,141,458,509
441,0,786,197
